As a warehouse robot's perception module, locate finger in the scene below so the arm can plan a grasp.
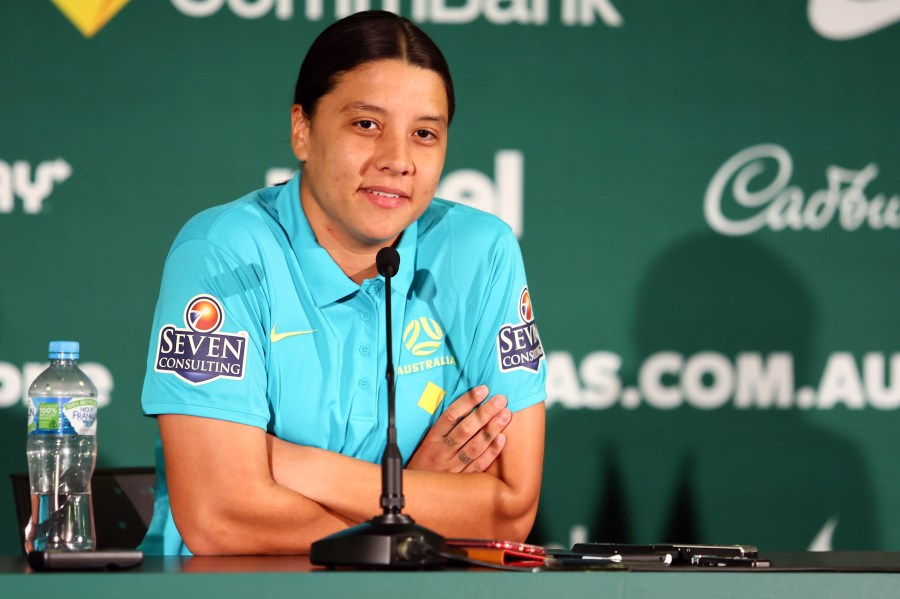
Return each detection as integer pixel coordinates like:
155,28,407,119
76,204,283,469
462,433,507,474
434,385,489,439
407,388,493,472
444,394,507,449
454,406,511,464
478,406,512,446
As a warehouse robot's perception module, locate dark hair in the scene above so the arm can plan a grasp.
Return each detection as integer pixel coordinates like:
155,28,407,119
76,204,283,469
293,10,455,123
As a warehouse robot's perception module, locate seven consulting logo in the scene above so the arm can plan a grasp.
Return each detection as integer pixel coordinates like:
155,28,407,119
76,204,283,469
185,296,222,333
154,295,248,385
497,286,544,374
52,0,132,38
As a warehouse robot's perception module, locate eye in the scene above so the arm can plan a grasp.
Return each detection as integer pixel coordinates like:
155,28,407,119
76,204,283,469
354,120,379,131
414,129,437,142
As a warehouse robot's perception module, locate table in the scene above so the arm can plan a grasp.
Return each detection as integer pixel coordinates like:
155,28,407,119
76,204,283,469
2,553,899,598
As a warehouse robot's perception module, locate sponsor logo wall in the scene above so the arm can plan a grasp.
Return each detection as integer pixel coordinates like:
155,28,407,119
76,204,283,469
0,2,896,555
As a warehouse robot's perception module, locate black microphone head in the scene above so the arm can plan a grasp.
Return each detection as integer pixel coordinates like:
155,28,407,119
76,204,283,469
376,247,400,278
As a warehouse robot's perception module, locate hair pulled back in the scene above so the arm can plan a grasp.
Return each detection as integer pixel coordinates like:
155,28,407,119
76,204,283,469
293,10,455,123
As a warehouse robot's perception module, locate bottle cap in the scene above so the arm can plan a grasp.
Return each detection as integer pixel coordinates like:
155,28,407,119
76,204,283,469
48,340,80,360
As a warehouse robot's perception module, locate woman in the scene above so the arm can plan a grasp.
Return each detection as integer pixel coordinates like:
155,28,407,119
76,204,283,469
141,10,546,555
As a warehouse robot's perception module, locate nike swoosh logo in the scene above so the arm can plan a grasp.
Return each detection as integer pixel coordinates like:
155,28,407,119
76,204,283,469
270,324,316,343
809,0,900,40
807,516,839,551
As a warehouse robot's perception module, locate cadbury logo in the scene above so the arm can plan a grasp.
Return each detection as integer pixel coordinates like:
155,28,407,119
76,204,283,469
705,144,899,236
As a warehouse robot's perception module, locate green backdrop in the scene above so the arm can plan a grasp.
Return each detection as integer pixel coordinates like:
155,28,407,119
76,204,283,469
1,0,897,555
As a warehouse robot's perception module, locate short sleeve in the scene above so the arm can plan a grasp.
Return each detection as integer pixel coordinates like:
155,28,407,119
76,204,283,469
141,237,270,430
466,230,547,413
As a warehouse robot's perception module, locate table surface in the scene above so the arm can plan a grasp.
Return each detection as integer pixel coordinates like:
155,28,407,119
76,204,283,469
2,552,900,598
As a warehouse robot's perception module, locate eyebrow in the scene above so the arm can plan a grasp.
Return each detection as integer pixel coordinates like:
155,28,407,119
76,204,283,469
341,102,448,126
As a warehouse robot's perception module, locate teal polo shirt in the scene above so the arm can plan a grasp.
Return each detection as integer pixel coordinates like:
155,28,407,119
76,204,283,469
140,173,546,555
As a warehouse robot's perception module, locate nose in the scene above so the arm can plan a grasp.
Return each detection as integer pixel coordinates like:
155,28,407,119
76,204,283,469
374,132,413,176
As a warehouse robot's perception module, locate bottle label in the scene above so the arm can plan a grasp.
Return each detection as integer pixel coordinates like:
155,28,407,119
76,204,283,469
27,397,97,436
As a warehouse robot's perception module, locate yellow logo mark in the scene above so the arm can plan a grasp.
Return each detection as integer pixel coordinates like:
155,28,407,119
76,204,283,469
417,382,446,415
403,317,444,357
52,0,132,38
270,324,316,343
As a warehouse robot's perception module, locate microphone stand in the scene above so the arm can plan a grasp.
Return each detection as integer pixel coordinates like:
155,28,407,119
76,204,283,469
309,247,445,568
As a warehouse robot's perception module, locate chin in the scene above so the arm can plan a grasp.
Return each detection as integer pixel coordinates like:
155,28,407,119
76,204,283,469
363,234,403,248
359,220,413,246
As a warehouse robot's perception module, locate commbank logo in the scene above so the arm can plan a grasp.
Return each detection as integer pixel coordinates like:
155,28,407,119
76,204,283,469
404,317,444,357
52,0,132,38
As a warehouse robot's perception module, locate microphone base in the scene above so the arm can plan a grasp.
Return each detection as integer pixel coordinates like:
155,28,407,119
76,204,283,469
310,513,446,569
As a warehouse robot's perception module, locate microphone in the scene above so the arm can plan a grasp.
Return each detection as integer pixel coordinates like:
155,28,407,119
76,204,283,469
375,248,402,516
376,246,399,278
310,247,445,568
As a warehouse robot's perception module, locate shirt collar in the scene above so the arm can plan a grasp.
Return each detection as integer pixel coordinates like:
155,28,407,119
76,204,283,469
276,172,417,307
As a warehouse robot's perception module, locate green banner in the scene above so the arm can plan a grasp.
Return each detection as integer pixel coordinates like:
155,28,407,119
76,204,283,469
0,1,897,555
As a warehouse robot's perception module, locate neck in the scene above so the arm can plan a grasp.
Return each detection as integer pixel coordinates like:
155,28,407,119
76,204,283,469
332,247,384,285
299,191,397,285
312,229,389,285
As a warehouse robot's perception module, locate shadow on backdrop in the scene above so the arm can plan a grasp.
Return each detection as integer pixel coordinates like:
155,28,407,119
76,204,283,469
592,232,880,550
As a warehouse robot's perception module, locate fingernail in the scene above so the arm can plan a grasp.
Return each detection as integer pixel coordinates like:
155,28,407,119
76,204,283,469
498,409,510,423
492,395,507,408
475,385,489,399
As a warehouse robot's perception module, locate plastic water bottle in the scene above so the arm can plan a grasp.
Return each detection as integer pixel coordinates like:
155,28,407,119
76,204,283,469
25,341,98,552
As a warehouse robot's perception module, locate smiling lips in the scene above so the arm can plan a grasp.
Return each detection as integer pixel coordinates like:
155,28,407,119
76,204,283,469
361,186,408,208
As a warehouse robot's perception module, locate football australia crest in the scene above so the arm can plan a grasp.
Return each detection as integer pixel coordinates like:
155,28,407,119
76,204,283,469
396,316,457,376
404,316,444,356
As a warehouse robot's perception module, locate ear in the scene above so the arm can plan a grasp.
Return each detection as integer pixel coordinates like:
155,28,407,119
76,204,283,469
290,104,311,162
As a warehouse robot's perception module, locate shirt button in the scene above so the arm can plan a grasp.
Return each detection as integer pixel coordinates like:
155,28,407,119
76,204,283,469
359,377,371,390
359,345,371,357
360,311,371,322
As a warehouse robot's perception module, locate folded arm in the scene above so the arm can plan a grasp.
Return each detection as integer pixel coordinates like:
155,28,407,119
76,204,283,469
158,414,356,555
160,389,545,553
269,400,546,541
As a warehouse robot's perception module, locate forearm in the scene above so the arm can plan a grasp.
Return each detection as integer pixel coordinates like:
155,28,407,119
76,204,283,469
269,440,538,541
159,414,357,556
174,476,356,555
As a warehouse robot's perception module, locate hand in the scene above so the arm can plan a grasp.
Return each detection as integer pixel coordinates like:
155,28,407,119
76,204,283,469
407,386,512,474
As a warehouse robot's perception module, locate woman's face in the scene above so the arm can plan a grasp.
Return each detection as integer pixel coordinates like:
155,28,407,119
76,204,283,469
291,59,449,252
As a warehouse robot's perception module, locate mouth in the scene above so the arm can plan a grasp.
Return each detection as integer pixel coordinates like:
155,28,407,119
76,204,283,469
361,187,409,208
366,189,401,199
